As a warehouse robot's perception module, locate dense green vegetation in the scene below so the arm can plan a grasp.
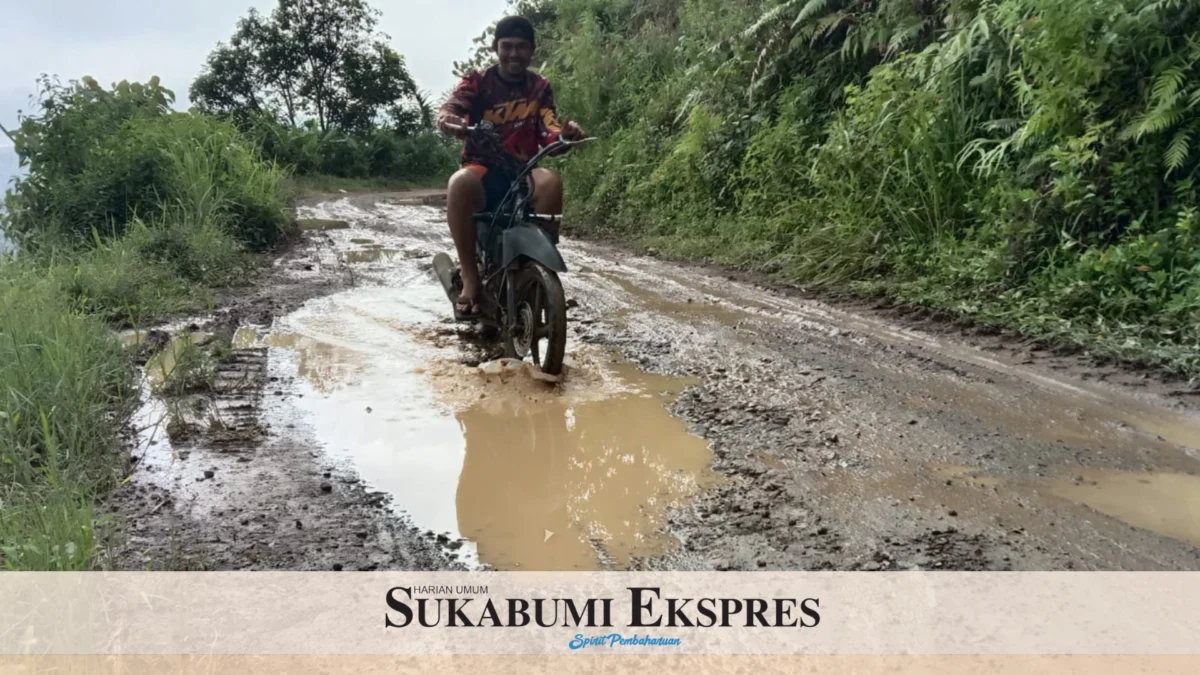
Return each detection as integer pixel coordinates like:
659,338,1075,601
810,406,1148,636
5,76,289,254
239,115,457,186
0,265,136,570
500,0,1200,373
0,0,458,570
0,73,288,569
191,0,458,185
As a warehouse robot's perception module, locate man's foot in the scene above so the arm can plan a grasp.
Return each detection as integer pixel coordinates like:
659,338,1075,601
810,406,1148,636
453,288,482,321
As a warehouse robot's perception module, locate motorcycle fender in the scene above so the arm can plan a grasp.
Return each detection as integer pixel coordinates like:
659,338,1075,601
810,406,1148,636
501,225,567,272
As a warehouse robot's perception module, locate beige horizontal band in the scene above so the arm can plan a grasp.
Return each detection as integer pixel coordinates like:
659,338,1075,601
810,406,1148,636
3,572,1198,655
2,656,1199,675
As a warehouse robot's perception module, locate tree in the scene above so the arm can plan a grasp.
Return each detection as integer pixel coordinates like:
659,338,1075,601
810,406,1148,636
191,0,421,133
451,0,559,78
452,25,499,79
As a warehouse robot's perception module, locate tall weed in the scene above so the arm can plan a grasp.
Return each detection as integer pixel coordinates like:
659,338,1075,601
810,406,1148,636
0,266,136,569
0,75,290,570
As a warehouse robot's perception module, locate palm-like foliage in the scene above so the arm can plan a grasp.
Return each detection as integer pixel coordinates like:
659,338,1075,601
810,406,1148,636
412,89,436,129
1123,33,1200,173
735,0,987,104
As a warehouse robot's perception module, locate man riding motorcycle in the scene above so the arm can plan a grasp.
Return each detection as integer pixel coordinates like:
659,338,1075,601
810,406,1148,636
436,15,586,321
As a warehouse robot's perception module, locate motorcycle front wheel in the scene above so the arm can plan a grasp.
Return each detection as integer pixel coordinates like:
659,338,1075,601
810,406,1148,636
505,262,567,377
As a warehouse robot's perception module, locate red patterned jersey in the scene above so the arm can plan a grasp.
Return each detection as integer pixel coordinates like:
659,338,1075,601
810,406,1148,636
437,65,563,167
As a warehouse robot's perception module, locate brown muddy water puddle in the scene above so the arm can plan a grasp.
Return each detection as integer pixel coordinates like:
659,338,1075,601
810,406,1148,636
256,279,718,570
441,358,717,570
825,454,1200,549
1043,470,1200,547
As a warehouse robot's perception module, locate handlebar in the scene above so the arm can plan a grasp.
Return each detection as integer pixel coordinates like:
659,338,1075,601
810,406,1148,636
440,121,596,149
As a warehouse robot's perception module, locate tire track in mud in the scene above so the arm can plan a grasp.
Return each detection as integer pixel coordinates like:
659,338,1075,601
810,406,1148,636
110,190,1200,571
110,195,463,571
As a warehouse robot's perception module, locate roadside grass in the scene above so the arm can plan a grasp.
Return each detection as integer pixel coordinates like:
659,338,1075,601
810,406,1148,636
0,71,465,569
149,333,222,398
531,0,1200,381
631,227,1200,378
0,263,137,570
0,213,266,569
0,78,291,569
0,220,265,569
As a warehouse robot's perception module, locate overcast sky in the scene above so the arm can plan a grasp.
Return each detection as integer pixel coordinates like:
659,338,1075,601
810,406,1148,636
0,0,511,147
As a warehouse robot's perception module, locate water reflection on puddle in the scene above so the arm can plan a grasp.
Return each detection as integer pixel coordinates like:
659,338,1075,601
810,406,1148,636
261,285,717,570
264,332,368,394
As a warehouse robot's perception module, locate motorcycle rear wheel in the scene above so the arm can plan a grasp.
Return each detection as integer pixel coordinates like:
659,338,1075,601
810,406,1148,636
505,262,567,377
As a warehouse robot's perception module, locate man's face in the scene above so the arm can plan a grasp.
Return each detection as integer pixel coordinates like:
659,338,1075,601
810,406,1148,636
496,37,534,78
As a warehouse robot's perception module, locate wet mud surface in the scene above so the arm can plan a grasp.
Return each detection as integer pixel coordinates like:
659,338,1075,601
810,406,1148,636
108,190,1200,571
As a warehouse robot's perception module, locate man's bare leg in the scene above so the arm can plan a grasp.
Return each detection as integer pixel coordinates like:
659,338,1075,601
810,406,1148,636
531,168,564,237
447,168,486,312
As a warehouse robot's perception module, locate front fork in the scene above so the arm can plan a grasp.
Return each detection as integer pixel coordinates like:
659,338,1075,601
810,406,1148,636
502,268,520,358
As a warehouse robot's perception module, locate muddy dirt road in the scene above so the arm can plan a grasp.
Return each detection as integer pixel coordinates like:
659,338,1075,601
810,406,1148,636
110,191,1200,572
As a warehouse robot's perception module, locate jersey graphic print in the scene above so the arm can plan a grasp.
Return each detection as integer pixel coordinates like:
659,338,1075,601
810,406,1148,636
438,66,563,168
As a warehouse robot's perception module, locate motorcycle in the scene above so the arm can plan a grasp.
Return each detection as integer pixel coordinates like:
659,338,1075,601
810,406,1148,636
431,122,595,377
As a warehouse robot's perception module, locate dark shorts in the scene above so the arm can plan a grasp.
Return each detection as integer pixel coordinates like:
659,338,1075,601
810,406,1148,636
465,163,521,212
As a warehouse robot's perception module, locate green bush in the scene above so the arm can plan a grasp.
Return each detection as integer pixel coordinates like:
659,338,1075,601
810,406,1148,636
514,0,1200,373
4,76,290,252
0,74,293,569
239,113,459,183
49,219,248,326
246,117,323,175
0,195,256,571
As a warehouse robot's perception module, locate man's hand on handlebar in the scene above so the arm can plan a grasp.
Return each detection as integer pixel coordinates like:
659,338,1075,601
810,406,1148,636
438,114,470,139
560,118,587,142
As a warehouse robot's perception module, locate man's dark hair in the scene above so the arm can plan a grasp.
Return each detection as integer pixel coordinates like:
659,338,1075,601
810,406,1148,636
493,15,535,50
